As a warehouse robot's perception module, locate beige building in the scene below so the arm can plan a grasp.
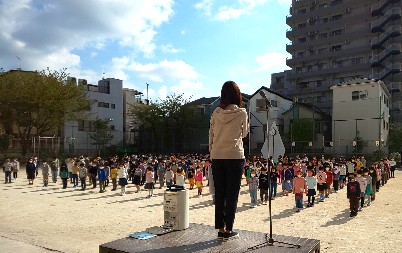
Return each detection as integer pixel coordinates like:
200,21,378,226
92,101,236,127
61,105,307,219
330,78,390,154
276,0,401,125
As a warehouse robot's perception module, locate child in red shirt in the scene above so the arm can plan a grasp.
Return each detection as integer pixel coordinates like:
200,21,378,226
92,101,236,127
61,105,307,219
325,166,333,198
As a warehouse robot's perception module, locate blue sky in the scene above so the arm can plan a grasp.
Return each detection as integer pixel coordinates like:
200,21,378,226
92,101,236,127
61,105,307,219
0,0,291,101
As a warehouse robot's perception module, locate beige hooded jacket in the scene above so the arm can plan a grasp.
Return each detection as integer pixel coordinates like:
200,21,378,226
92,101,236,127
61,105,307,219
209,104,249,159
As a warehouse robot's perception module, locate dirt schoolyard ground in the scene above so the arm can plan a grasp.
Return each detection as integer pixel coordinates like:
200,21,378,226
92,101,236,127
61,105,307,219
0,170,401,253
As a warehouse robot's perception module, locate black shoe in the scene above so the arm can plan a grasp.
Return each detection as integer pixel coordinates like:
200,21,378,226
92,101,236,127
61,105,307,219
217,232,224,240
223,231,239,241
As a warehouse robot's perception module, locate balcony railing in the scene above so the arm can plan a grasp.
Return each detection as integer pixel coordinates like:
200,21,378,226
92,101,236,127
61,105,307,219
372,63,402,80
371,0,401,16
371,7,401,32
288,63,371,80
371,25,402,49
371,44,402,67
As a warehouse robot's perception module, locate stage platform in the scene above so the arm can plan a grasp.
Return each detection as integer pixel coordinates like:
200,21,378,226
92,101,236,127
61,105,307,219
99,223,320,253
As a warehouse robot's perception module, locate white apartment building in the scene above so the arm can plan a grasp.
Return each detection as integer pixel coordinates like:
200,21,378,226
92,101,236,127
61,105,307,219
64,78,124,154
248,86,293,155
330,78,390,154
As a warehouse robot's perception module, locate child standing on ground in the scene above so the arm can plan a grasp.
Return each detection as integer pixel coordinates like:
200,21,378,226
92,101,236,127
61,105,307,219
305,169,317,207
98,163,107,193
368,166,377,201
332,164,340,193
165,166,174,187
292,171,307,212
347,173,361,217
355,170,367,211
249,169,259,208
316,166,327,202
270,166,279,199
42,161,50,187
133,166,142,193
175,167,185,187
110,163,118,191
363,168,373,206
339,162,347,189
118,161,128,195
258,167,269,205
195,166,203,196
324,166,333,198
282,164,293,196
144,166,154,198
187,165,196,190
79,163,87,191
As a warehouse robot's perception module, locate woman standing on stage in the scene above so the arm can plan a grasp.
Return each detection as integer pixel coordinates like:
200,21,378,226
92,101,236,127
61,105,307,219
209,81,249,241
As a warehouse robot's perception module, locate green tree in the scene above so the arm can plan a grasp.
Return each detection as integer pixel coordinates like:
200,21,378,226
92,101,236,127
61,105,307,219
129,94,205,153
0,69,89,155
88,118,114,155
292,118,314,142
389,124,402,153
0,134,9,158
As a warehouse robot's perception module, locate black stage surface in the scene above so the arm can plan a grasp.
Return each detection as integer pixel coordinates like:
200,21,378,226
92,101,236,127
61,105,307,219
99,223,320,253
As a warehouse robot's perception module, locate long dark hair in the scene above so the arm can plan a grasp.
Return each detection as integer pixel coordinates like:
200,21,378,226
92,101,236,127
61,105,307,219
219,81,242,109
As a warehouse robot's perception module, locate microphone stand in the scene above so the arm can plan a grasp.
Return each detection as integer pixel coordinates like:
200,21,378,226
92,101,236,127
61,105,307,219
248,92,300,250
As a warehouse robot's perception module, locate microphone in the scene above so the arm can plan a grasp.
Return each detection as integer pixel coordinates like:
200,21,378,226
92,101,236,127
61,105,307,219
259,90,272,107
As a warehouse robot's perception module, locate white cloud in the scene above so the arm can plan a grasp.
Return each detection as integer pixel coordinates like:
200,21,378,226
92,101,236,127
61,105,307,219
0,0,174,70
195,0,213,16
276,0,292,5
255,52,290,73
126,59,200,82
170,80,204,100
160,44,182,54
90,52,98,58
180,30,186,35
195,0,268,21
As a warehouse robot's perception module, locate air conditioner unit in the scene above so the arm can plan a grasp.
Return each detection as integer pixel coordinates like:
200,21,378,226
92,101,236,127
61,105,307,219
312,1,317,5
345,38,351,43
307,32,311,36
293,97,299,103
345,8,351,13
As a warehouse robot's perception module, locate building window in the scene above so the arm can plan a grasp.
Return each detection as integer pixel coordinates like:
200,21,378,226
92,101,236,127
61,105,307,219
319,33,328,38
111,103,116,109
298,23,307,29
332,45,342,51
331,0,342,5
270,100,278,107
317,80,322,87
318,48,327,54
352,90,368,100
298,37,307,43
323,17,329,23
331,14,342,21
331,29,342,36
298,9,306,14
297,52,305,58
78,121,96,132
98,102,110,108
319,3,328,9
99,80,110,94
296,82,308,89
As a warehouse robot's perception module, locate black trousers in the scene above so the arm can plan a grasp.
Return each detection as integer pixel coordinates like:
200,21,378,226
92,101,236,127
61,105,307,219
91,175,97,188
333,180,339,191
212,159,244,231
349,196,359,215
5,171,11,183
62,178,68,188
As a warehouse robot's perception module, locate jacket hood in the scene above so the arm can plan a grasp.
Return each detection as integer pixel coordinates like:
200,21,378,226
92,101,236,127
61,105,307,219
214,104,246,124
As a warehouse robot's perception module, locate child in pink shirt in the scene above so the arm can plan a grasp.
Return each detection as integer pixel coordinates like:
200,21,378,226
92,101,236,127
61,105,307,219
292,171,307,212
195,166,204,196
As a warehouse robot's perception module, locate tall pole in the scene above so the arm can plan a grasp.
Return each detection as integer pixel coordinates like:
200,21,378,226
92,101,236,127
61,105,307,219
146,83,149,105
